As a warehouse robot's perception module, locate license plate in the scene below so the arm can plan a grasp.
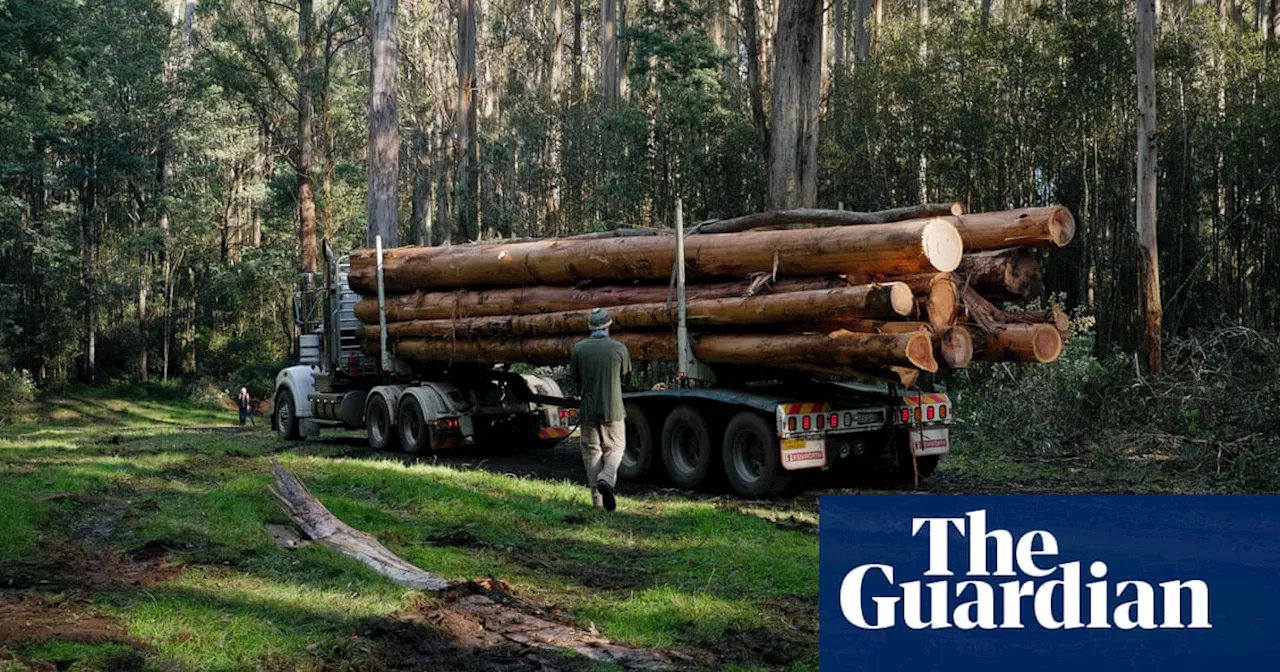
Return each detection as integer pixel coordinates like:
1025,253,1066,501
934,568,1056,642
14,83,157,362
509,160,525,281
909,427,950,456
781,437,826,470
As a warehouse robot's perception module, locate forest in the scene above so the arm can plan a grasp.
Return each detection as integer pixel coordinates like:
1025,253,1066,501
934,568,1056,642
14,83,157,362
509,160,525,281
1,0,1278,393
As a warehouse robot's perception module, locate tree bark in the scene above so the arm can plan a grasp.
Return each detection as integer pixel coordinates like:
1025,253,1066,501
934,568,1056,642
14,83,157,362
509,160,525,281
550,0,564,99
571,0,583,93
456,0,479,242
742,0,769,155
949,206,1076,250
373,329,938,372
954,248,1044,300
601,0,619,105
349,217,964,291
364,284,912,339
768,0,823,209
367,0,400,248
787,320,972,369
855,0,870,63
1137,0,1162,374
971,323,1062,363
297,0,318,276
687,203,963,234
354,276,853,323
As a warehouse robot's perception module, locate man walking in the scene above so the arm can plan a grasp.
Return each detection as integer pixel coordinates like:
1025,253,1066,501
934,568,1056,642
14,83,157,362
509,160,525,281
237,387,256,428
570,308,631,511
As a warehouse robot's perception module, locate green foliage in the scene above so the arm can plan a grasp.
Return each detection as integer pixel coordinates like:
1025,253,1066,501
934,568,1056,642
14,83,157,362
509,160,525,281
952,325,1280,491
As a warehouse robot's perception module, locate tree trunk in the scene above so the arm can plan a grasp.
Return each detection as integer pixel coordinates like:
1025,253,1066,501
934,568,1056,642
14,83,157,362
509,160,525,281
408,132,431,246
349,217,963,291
298,0,318,276
768,0,823,209
742,0,769,155
571,0,583,93
833,0,845,68
550,0,564,99
375,329,938,372
354,276,853,322
601,0,619,106
79,167,96,382
365,284,912,339
687,203,963,234
1137,0,1162,374
456,0,478,242
368,0,400,248
954,248,1044,300
855,0,870,63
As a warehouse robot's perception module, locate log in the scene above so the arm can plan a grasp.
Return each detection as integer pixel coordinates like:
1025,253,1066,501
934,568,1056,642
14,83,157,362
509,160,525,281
949,206,1075,250
363,284,913,339
270,458,684,670
686,203,964,234
494,227,670,244
348,217,964,292
269,457,451,591
371,329,938,373
354,276,851,323
972,323,1062,363
955,248,1044,300
958,283,1069,335
800,320,972,369
786,363,921,387
918,274,957,330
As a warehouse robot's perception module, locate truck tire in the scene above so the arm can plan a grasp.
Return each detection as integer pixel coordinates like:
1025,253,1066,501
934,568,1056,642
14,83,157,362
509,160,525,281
618,402,653,481
661,405,714,488
398,397,431,454
275,391,299,441
722,411,792,497
366,395,399,451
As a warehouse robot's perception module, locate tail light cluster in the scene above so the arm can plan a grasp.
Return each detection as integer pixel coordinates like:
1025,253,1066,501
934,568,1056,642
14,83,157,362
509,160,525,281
433,417,461,430
901,403,949,424
785,411,858,433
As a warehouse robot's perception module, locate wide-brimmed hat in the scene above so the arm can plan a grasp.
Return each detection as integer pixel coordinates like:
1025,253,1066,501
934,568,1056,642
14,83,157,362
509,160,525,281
588,307,613,330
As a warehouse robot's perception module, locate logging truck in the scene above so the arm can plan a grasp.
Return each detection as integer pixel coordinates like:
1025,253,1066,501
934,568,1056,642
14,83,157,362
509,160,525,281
273,235,951,497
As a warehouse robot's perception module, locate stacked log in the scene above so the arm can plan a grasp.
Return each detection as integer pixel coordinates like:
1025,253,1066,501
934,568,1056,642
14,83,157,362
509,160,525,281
350,205,1075,385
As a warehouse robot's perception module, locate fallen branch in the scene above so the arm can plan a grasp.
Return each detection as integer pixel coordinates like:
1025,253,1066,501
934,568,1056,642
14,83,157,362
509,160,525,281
268,458,685,670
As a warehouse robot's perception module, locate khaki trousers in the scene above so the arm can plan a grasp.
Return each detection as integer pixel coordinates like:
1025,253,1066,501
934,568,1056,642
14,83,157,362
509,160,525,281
580,420,625,507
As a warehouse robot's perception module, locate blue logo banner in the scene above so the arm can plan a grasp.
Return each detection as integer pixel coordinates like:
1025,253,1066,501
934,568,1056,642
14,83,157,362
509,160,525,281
819,496,1280,670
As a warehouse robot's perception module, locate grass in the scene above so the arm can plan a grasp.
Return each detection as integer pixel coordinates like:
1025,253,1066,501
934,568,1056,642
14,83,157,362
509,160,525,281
0,394,818,671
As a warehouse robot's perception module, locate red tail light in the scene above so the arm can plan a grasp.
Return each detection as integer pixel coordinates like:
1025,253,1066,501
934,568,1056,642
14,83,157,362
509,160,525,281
900,408,910,423
927,406,935,420
802,415,812,431
348,355,358,377
830,413,839,428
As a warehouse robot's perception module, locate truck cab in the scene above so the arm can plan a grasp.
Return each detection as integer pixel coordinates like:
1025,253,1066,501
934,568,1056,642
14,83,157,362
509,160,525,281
272,242,572,452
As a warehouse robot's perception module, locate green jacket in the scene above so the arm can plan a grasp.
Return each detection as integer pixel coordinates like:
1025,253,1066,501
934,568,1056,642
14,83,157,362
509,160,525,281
570,335,632,423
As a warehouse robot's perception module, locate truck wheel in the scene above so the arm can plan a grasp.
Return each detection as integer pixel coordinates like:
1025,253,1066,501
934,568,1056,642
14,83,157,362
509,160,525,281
275,391,299,441
366,396,398,451
618,402,653,481
398,397,431,454
661,406,713,488
722,412,791,497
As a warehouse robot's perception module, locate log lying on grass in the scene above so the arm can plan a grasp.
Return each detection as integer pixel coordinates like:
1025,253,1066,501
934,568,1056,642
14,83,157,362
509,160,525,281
349,217,964,292
372,329,939,372
269,458,684,670
956,248,1045,300
363,284,913,340
685,202,964,234
269,458,451,591
353,276,852,323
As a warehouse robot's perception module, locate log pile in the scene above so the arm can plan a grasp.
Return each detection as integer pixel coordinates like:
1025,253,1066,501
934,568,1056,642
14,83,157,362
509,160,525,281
350,205,1075,386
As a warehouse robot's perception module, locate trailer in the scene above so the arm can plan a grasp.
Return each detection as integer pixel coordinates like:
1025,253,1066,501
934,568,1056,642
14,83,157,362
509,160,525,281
274,231,952,497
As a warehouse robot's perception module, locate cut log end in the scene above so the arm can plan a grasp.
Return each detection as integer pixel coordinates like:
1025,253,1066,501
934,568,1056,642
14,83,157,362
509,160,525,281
921,218,964,272
1030,324,1064,363
904,332,939,373
923,274,958,330
939,326,974,369
886,282,914,316
1048,206,1076,247
948,202,965,217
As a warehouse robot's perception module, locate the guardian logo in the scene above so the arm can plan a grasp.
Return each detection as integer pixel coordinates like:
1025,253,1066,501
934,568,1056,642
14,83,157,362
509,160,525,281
840,510,1212,631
